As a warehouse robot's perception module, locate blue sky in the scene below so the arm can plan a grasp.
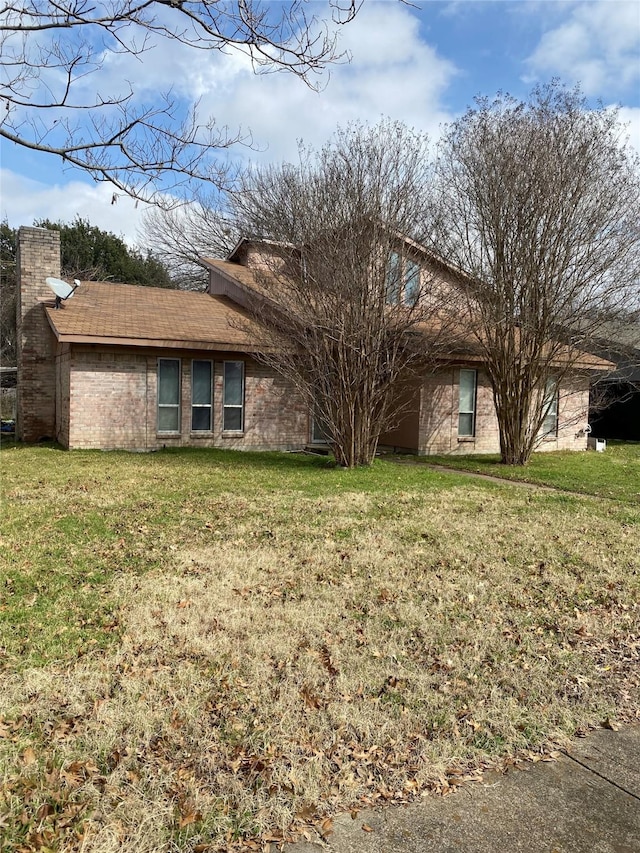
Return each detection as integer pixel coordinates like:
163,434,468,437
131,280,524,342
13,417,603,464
1,0,639,244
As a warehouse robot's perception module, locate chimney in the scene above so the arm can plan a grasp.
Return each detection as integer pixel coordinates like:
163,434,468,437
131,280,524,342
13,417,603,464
16,227,60,442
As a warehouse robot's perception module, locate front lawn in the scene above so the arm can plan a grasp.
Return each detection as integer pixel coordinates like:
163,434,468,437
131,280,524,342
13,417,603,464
426,441,640,503
1,446,638,852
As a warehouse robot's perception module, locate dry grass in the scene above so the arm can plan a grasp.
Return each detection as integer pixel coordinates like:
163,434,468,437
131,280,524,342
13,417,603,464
1,449,639,851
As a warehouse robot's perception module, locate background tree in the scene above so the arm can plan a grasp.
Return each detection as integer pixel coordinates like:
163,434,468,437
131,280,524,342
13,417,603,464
140,199,239,290
0,218,172,365
431,83,640,465
230,120,457,468
0,221,17,366
37,217,173,286
0,1,359,202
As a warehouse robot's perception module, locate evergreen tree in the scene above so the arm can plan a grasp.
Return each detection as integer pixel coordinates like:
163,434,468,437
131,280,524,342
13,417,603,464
0,218,173,365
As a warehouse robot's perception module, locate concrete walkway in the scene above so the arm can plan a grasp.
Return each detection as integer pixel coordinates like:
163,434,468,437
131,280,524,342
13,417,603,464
287,727,640,853
420,463,557,491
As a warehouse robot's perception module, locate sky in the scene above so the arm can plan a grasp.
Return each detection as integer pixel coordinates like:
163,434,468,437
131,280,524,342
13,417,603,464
1,0,639,246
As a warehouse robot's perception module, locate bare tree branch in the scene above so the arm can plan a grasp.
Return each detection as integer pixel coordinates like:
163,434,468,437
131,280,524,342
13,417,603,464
0,1,360,202
225,121,460,467
139,192,239,288
431,82,640,465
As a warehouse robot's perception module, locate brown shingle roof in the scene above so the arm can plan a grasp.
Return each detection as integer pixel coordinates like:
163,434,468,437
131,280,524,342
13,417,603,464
44,281,256,350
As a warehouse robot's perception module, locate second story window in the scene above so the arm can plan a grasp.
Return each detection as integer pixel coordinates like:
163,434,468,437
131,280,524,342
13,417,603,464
385,251,421,305
404,258,421,306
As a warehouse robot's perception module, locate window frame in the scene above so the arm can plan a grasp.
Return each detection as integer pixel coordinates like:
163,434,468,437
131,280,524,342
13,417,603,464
458,368,477,438
385,250,422,306
157,357,181,434
223,360,245,432
191,359,213,433
404,257,421,306
541,378,559,438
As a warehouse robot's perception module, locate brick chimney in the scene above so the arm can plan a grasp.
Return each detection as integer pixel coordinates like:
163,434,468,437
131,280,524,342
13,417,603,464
16,227,60,442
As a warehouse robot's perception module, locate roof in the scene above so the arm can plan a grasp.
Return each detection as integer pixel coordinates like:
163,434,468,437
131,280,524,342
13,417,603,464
42,257,617,373
43,281,257,351
200,258,273,300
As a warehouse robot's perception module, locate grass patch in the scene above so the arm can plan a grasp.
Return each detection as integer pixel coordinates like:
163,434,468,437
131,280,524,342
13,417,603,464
1,445,639,851
425,441,640,503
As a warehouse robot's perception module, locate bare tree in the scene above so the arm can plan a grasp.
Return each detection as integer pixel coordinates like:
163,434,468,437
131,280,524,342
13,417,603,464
0,1,360,203
431,83,640,465
230,121,458,468
140,196,239,289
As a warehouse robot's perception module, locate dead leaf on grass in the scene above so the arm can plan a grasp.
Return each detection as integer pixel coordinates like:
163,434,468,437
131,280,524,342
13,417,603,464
301,685,324,710
319,817,334,838
22,746,37,765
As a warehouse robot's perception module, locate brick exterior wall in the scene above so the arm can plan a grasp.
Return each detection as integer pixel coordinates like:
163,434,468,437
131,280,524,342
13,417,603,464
63,347,309,451
55,344,71,446
16,227,60,441
537,375,590,452
416,366,589,455
67,349,149,450
57,349,591,454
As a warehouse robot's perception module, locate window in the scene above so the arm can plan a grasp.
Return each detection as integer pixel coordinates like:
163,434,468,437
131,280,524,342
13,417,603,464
223,361,244,431
311,402,331,444
385,251,401,304
157,358,181,432
541,379,558,437
191,360,212,432
404,258,421,306
458,369,477,437
385,251,421,305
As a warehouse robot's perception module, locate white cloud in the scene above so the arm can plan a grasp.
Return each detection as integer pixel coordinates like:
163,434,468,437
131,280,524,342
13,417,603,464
3,2,458,245
0,171,149,246
616,106,640,153
196,2,457,163
525,1,640,96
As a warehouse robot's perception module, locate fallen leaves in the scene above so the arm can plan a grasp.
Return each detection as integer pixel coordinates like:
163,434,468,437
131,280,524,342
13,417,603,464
2,470,639,852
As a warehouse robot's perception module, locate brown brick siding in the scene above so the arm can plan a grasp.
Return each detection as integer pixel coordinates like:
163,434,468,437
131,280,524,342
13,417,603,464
64,347,309,451
16,227,60,442
55,344,71,447
37,338,593,455
417,367,589,455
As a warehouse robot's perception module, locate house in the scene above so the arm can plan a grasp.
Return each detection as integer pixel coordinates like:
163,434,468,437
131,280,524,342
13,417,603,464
16,225,609,454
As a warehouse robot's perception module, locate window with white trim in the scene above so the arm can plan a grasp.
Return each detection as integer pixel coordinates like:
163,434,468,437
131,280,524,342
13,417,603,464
157,358,181,432
223,361,244,431
385,251,422,306
191,360,213,432
541,379,558,437
458,369,477,437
